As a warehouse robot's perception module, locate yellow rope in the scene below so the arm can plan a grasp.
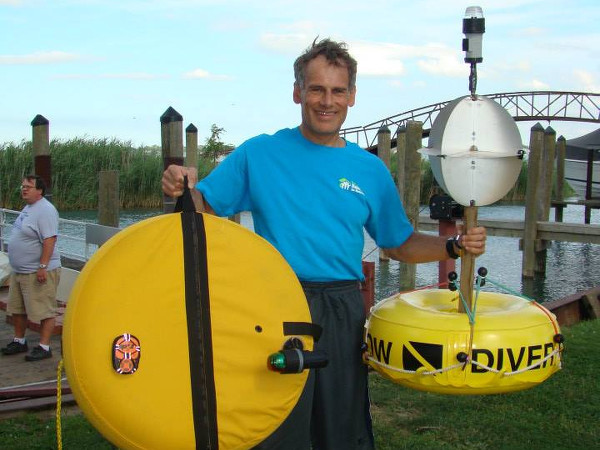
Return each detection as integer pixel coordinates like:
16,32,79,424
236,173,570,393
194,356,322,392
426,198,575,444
56,358,63,450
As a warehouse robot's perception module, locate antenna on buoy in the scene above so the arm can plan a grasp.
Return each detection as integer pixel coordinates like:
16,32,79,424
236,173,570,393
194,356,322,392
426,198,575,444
463,6,485,98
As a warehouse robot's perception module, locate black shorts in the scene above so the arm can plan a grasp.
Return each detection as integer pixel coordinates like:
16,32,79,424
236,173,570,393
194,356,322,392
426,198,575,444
254,280,374,450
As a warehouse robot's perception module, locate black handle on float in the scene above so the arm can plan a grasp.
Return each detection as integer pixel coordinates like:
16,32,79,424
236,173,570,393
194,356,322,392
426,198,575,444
267,349,328,374
174,175,196,213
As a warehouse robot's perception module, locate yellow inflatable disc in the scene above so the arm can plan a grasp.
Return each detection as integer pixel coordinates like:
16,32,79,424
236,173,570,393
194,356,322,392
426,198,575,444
63,212,317,449
365,289,562,395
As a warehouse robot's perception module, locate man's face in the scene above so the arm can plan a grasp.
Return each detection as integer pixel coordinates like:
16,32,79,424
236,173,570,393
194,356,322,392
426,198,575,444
21,179,43,204
293,55,356,146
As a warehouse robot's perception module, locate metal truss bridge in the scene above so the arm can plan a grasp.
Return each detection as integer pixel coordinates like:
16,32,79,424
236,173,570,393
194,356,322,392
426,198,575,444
340,91,600,150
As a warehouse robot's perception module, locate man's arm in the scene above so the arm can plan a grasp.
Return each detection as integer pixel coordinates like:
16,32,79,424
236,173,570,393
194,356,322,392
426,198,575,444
37,236,57,282
382,226,486,263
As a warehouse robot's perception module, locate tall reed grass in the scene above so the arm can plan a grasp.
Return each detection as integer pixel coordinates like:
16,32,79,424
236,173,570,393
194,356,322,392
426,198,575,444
0,138,213,210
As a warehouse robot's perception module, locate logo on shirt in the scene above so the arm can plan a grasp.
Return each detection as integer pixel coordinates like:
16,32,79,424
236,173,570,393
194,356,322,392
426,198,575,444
339,178,364,195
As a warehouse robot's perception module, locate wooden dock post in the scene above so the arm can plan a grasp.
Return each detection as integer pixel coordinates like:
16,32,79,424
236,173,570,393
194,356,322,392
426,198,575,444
185,123,198,169
532,127,556,274
540,127,556,221
395,125,406,203
160,106,184,213
377,125,391,262
398,121,423,291
522,123,545,278
554,135,566,222
31,115,52,202
585,149,595,224
98,170,119,227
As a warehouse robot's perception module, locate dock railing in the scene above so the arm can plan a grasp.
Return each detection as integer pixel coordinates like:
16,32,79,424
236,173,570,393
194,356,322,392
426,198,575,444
0,208,120,263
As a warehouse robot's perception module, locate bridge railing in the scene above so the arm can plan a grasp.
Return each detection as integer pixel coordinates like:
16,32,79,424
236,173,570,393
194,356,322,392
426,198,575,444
340,91,600,149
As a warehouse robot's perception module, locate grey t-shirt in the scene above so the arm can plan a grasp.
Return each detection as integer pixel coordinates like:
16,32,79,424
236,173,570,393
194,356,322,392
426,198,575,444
8,197,61,273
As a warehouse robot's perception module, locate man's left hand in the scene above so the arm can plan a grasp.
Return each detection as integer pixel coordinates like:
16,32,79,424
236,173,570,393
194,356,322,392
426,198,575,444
458,226,486,256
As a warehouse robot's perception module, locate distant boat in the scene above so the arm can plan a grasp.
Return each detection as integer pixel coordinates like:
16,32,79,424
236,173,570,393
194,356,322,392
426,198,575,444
565,128,600,199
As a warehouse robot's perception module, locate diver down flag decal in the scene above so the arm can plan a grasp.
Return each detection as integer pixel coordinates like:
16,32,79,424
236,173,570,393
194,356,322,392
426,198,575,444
402,341,444,372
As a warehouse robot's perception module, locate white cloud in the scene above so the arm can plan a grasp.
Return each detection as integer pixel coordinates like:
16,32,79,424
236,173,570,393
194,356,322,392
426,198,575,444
53,73,168,80
351,42,408,77
0,51,83,65
510,27,546,38
352,41,468,79
417,46,468,78
182,68,233,80
573,69,600,93
518,78,550,90
259,33,311,54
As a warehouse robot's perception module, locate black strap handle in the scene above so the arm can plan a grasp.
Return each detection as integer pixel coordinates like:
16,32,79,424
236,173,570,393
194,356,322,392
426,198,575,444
283,321,323,343
174,175,197,213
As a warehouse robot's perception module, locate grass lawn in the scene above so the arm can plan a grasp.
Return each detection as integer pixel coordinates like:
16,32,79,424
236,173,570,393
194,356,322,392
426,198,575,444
1,319,597,449
370,319,599,449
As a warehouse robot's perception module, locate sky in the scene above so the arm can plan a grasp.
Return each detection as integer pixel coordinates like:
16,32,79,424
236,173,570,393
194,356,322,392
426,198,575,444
1,0,599,149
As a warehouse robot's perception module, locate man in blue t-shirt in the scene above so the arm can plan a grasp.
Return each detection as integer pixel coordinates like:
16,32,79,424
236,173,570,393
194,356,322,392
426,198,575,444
163,38,486,450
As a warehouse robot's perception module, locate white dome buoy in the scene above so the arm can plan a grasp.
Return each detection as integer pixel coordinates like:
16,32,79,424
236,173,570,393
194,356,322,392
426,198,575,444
420,95,523,206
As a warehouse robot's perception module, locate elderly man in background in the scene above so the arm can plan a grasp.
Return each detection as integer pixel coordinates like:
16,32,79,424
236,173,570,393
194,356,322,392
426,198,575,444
1,175,61,361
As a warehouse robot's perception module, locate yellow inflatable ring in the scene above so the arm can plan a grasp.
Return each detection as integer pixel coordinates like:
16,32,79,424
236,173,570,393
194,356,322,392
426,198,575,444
63,212,317,449
365,289,562,395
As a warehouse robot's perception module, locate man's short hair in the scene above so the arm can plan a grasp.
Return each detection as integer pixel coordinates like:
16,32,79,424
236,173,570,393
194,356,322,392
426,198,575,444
294,38,357,90
24,175,46,195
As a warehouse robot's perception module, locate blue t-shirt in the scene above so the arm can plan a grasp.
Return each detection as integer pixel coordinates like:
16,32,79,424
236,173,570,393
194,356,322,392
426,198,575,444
197,127,413,281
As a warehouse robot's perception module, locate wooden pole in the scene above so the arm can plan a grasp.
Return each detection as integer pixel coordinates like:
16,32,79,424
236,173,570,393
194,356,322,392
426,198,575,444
554,136,566,222
185,123,198,169
398,121,423,291
522,123,545,278
377,125,391,262
540,127,556,222
98,170,119,227
458,205,477,313
584,149,594,224
405,121,423,227
160,106,184,213
533,127,556,274
395,126,407,203
31,114,52,202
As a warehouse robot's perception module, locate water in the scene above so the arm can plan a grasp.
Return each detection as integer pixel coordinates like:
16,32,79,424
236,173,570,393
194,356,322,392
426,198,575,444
58,202,600,304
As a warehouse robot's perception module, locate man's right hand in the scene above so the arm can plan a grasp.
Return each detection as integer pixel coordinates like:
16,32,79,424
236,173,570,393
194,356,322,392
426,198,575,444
162,165,198,197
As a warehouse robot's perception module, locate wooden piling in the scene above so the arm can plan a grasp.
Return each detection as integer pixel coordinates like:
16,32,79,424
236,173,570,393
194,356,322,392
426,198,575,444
31,115,52,201
554,135,566,222
185,123,198,169
160,107,184,213
398,121,423,290
395,126,407,204
522,123,545,278
98,170,119,227
540,127,556,222
377,126,391,262
585,149,594,224
532,127,556,274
